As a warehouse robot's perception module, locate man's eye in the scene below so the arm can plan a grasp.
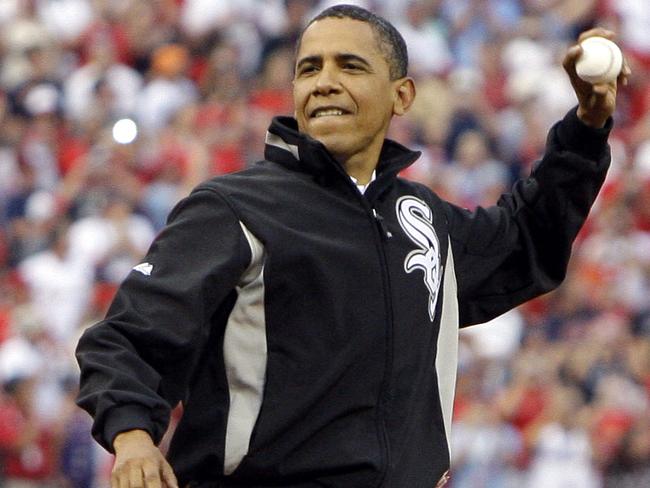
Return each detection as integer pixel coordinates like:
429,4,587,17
343,64,361,70
300,65,317,75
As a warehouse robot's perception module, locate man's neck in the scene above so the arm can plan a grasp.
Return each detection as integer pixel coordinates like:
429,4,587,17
338,150,380,185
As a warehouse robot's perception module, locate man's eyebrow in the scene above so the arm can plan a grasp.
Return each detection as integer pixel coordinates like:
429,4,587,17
336,53,372,68
296,53,373,70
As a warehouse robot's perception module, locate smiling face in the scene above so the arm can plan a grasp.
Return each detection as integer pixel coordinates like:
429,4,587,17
293,17,414,169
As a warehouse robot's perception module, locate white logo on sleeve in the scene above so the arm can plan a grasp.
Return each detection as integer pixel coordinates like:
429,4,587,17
133,262,154,276
396,196,442,322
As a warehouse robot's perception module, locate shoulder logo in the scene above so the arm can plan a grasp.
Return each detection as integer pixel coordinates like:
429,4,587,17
133,262,154,276
396,196,442,322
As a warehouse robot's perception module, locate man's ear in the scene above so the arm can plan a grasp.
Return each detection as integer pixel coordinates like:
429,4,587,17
393,78,416,116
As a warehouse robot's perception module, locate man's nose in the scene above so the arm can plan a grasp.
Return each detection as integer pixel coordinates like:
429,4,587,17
313,65,341,95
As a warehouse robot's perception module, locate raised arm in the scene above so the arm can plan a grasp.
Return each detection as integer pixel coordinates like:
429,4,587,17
447,29,629,326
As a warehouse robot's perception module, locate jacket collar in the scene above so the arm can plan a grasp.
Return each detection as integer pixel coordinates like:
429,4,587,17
264,116,421,186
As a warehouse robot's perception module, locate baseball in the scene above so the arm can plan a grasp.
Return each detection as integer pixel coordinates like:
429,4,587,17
575,36,623,84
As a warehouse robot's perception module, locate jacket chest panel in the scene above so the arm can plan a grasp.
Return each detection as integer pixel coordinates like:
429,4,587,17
372,193,449,327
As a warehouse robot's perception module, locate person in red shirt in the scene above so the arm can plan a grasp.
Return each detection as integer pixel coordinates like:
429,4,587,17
0,375,57,488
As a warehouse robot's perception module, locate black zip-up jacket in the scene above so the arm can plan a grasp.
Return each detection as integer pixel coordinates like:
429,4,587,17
76,108,611,488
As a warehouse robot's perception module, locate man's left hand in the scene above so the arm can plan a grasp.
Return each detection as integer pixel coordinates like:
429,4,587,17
563,28,631,128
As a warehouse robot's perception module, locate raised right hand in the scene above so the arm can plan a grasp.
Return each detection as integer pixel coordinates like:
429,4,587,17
112,429,179,488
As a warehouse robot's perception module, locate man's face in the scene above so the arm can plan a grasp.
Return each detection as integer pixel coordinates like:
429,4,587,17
293,17,401,163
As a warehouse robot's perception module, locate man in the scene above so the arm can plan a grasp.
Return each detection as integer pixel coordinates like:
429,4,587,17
76,5,628,488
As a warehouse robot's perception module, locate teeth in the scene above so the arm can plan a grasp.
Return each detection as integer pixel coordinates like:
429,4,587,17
314,108,344,117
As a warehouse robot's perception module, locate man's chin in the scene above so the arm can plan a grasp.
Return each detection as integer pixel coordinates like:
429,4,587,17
311,135,351,159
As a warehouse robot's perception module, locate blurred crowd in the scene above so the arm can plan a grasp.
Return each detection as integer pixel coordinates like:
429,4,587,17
0,0,648,487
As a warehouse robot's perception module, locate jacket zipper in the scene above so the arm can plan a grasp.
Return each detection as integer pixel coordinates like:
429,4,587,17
372,209,392,240
325,157,398,486
369,205,395,488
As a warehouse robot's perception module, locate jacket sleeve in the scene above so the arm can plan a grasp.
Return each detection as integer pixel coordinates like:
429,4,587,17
75,187,252,451
446,107,611,327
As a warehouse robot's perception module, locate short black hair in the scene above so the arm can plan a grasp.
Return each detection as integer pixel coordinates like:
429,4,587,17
298,4,408,80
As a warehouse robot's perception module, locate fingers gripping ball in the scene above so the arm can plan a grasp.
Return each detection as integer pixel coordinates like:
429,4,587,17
576,37,623,84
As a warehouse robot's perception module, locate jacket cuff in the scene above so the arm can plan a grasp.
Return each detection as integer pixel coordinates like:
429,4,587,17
102,404,157,453
556,106,612,160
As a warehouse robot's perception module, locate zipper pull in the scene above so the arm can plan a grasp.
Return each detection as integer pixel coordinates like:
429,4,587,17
372,209,392,239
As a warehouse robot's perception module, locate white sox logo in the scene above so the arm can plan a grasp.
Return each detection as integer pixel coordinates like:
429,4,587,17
396,196,442,322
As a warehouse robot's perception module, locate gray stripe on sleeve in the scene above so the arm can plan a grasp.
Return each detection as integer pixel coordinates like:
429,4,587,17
223,223,267,475
436,238,460,456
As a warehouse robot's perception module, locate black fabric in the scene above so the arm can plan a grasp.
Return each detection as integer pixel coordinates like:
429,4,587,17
76,108,610,488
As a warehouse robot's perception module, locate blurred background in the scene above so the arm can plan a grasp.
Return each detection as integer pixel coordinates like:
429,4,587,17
0,0,648,487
